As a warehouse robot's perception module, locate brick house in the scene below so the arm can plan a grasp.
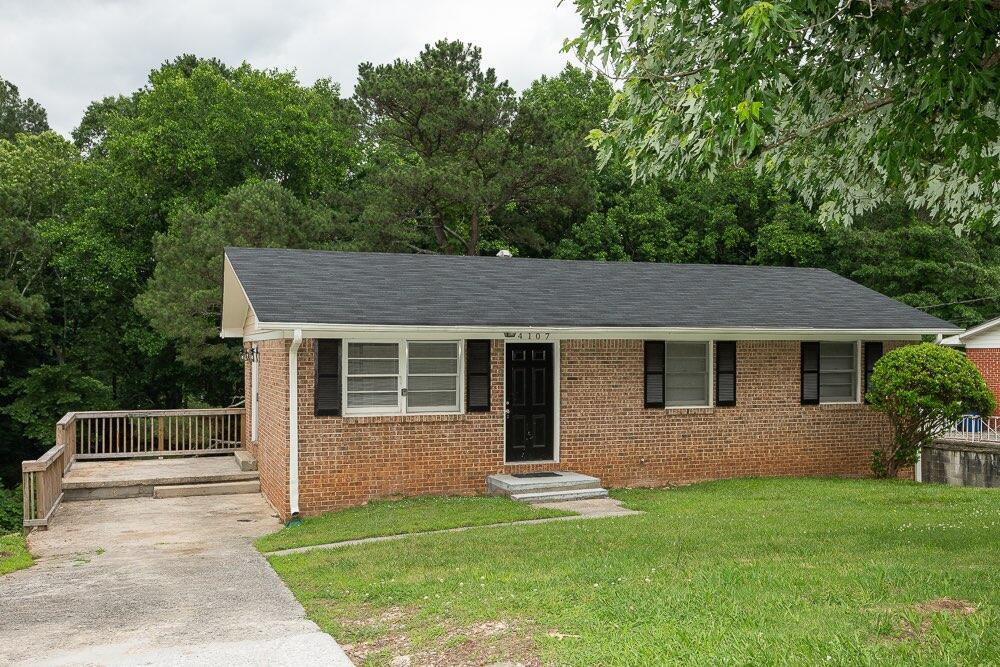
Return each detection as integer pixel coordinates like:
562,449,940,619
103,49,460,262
942,316,1000,404
220,247,959,520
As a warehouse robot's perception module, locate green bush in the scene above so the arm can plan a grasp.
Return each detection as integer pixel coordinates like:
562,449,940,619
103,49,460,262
867,343,995,477
0,483,22,533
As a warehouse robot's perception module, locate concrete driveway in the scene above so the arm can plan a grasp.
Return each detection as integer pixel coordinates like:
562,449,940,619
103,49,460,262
0,494,352,666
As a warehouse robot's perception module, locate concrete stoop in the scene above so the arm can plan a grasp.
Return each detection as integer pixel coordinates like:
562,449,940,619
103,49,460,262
487,471,609,503
62,457,261,502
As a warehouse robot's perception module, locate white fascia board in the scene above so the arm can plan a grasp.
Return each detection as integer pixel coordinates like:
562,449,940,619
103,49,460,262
956,316,1000,343
940,334,964,346
248,322,952,342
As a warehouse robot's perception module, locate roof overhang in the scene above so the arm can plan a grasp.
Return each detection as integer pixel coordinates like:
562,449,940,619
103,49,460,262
237,321,952,342
220,254,254,338
939,315,1000,347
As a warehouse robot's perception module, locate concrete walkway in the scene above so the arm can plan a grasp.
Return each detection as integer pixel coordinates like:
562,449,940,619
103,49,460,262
267,496,640,557
0,495,352,666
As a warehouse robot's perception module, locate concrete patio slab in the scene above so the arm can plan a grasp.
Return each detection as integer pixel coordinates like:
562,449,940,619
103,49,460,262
0,494,352,666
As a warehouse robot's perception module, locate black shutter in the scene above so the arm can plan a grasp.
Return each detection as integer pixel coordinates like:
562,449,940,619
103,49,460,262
314,339,342,416
715,341,737,406
863,341,884,401
801,341,820,405
466,340,491,412
644,341,665,408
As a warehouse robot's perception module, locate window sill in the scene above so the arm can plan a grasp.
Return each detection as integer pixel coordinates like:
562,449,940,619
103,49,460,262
664,406,715,415
816,401,863,410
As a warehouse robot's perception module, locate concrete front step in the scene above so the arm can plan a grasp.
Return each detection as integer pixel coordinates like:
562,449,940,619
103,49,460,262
487,471,602,496
153,480,261,499
511,488,610,503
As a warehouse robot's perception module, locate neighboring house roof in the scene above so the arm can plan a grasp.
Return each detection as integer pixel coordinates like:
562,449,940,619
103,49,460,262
221,247,960,335
941,315,1000,347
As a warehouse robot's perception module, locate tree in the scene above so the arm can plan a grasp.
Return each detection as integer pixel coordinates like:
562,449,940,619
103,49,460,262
0,77,49,141
136,180,343,366
555,169,828,265
826,206,1000,327
354,40,585,255
867,343,995,478
568,0,1000,227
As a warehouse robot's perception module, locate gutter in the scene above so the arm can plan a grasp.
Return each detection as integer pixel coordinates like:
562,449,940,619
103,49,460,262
287,329,303,522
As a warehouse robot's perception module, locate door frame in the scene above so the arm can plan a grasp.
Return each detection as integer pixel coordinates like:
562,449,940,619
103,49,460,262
502,339,560,464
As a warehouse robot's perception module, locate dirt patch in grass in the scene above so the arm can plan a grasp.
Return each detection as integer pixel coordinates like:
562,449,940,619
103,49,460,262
915,598,977,615
337,606,540,666
894,598,978,643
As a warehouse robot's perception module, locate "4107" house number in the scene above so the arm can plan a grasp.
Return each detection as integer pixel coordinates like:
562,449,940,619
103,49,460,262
504,331,551,340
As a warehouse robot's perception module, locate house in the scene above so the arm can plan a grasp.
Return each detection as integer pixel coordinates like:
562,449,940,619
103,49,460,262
220,247,960,520
942,316,1000,405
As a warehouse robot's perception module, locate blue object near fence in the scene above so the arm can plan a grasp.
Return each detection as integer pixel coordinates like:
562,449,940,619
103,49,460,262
958,414,983,433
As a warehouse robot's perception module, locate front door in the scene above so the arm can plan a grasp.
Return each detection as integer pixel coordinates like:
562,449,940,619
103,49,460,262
505,343,555,462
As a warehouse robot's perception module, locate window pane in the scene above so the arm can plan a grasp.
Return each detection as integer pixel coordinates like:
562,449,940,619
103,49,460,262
408,358,458,374
347,376,398,393
348,358,399,375
407,391,458,408
408,375,457,391
349,343,398,358
665,342,709,406
408,342,459,359
347,391,398,408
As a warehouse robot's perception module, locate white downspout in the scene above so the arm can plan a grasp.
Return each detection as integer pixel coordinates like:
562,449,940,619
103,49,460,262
288,329,303,518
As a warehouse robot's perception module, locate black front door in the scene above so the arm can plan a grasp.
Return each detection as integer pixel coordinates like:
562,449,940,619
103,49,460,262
505,343,555,461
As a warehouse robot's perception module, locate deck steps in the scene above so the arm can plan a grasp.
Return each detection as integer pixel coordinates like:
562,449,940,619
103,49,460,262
153,480,260,499
487,471,609,504
62,457,260,502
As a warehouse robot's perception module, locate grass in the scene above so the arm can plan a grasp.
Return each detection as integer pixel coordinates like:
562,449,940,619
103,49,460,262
0,532,32,576
267,478,1000,666
255,495,574,552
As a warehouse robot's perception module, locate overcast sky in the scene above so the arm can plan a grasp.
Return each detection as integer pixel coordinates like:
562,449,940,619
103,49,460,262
1,0,583,136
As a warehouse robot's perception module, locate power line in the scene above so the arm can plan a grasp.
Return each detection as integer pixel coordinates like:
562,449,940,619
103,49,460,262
915,295,1000,310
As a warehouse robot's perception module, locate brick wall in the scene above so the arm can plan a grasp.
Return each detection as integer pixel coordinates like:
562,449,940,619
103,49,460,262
273,337,901,518
966,348,1000,406
244,338,290,517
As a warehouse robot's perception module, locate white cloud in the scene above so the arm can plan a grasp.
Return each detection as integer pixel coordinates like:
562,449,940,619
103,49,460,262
0,0,583,136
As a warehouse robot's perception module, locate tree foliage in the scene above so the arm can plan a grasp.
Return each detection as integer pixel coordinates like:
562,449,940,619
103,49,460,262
354,41,587,255
867,343,995,477
568,0,1000,227
137,180,343,363
0,77,49,141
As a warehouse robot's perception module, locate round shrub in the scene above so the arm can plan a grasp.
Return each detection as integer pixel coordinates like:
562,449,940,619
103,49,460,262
867,342,995,478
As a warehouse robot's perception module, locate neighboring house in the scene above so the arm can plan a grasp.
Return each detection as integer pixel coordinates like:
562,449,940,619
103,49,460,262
942,316,1000,404
221,247,959,520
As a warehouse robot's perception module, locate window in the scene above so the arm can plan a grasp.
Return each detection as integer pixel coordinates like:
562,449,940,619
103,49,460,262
819,341,858,403
665,342,710,407
406,342,460,412
344,340,462,415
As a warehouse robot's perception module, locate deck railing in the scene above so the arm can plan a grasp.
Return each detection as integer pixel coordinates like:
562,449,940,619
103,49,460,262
22,442,69,528
940,414,1000,443
68,408,244,459
23,407,244,528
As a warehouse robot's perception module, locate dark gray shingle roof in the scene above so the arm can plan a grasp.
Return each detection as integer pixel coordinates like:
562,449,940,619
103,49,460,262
225,247,958,332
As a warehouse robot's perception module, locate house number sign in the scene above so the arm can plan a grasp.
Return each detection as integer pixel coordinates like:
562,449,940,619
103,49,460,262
504,331,551,340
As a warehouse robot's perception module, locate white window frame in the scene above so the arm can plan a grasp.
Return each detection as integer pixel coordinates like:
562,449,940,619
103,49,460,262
818,340,861,405
663,340,713,409
250,345,259,443
342,339,464,417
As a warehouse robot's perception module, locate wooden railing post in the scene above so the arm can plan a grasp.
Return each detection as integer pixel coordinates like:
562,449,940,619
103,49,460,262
158,416,165,451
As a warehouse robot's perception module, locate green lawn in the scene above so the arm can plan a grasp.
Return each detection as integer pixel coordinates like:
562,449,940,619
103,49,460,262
0,532,32,576
268,478,1000,666
256,495,573,552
